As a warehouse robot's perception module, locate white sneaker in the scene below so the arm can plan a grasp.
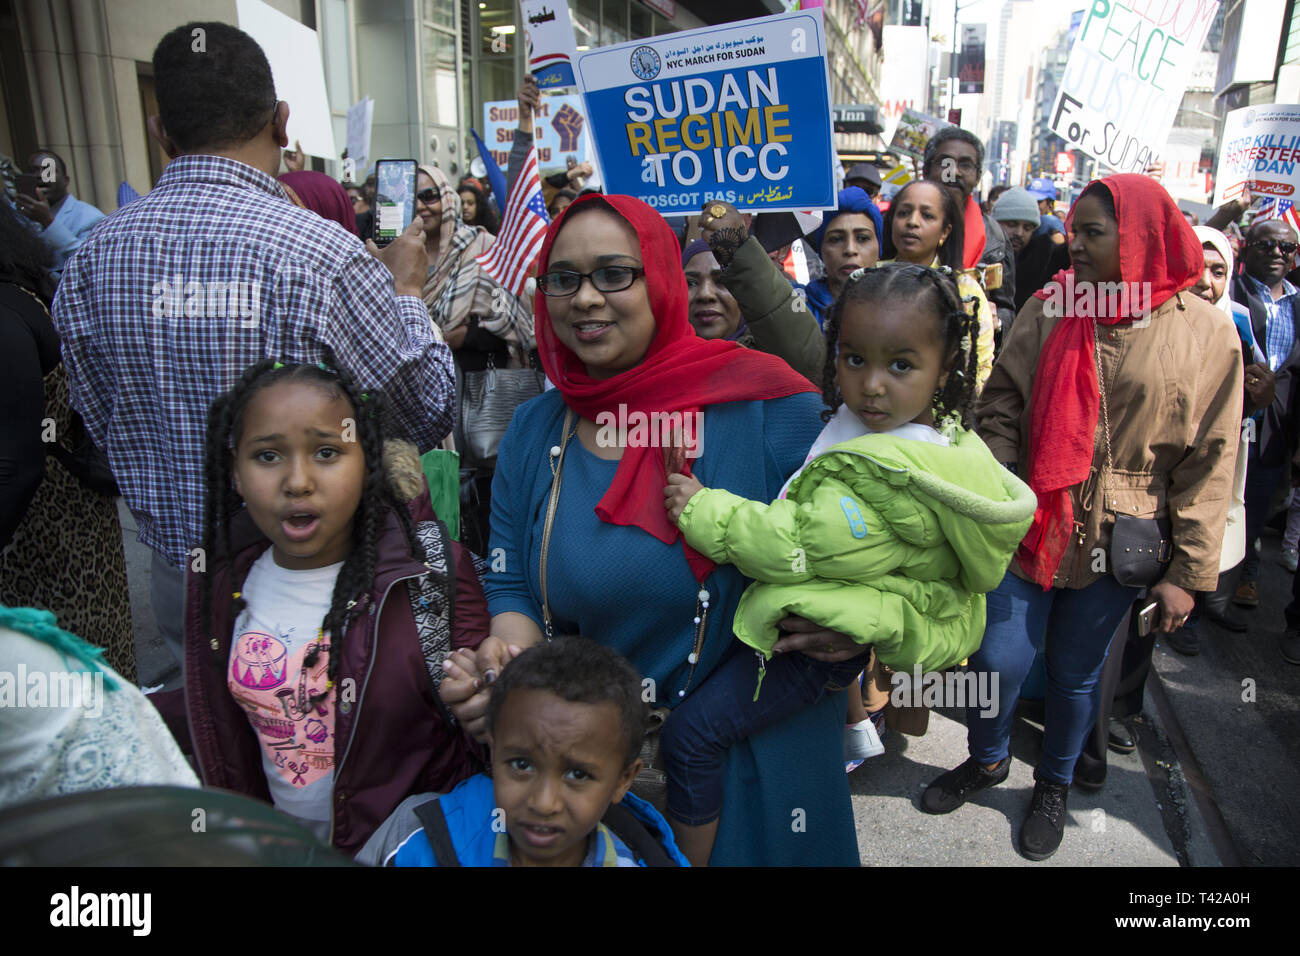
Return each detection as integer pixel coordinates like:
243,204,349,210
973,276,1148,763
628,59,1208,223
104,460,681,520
843,718,885,761
1281,547,1299,574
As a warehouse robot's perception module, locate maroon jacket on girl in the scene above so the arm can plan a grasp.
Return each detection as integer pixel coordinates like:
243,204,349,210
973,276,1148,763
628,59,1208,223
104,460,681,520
182,491,488,857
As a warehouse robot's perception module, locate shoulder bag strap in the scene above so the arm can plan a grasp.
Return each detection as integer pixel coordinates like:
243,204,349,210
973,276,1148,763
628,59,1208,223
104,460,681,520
539,407,576,641
412,798,461,867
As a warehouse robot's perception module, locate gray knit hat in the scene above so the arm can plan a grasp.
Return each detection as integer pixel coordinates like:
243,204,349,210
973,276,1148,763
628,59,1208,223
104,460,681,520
992,187,1042,226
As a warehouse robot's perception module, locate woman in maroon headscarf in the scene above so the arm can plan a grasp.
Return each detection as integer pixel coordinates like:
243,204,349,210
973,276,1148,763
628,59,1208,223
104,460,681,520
919,175,1243,861
278,171,358,236
436,193,865,865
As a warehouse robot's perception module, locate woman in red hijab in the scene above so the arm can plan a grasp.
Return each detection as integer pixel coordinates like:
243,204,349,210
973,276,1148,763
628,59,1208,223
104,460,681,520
436,193,865,865
277,171,358,236
920,174,1243,861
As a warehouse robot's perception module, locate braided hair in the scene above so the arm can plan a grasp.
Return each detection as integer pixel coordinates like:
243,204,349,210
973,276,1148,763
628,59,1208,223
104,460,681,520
820,263,981,431
198,354,426,694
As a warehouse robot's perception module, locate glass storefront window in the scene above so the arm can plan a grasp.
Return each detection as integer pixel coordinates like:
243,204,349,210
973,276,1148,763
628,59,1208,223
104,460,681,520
479,1,516,56
478,59,517,125
572,0,599,51
424,25,459,128
423,0,456,29
630,5,651,40
601,0,628,46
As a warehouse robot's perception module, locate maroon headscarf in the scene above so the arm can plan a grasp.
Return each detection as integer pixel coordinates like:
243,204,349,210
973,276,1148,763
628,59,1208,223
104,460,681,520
278,171,358,237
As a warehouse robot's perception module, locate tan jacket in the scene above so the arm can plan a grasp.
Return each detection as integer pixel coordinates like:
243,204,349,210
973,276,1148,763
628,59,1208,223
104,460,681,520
976,291,1243,592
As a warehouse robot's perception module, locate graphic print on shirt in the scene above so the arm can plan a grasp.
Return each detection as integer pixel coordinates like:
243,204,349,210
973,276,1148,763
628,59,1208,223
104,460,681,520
229,626,336,788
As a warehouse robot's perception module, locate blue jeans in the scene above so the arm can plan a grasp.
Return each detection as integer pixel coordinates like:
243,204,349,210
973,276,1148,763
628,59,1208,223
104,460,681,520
1242,440,1286,582
966,571,1137,784
660,646,869,825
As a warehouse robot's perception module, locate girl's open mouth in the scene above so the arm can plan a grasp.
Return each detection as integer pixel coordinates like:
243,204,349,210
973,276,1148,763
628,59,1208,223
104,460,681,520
281,513,321,542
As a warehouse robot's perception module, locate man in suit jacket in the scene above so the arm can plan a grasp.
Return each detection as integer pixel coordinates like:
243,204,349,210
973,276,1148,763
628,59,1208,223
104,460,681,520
1229,217,1300,611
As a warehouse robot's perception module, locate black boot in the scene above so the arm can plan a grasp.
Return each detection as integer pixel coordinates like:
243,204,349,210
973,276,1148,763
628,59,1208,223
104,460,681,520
1020,774,1070,861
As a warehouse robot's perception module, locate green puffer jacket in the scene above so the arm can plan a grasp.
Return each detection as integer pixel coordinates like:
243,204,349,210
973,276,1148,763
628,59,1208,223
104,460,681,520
677,426,1038,673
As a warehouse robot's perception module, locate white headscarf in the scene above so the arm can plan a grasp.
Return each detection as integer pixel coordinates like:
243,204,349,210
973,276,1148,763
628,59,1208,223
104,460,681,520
1193,225,1235,316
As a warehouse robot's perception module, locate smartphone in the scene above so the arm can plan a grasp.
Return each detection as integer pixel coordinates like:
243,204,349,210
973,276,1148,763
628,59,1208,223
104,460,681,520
372,159,418,247
15,173,42,199
1136,601,1160,637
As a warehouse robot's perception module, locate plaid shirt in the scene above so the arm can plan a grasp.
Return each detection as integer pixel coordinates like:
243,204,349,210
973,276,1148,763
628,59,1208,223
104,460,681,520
52,154,454,568
1242,272,1299,373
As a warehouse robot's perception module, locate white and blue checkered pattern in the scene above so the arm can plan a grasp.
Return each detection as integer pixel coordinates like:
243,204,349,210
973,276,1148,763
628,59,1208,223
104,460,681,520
52,155,454,568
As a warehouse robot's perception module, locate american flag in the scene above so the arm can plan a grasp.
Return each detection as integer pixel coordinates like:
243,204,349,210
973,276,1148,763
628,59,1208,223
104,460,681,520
1253,196,1300,236
475,145,550,297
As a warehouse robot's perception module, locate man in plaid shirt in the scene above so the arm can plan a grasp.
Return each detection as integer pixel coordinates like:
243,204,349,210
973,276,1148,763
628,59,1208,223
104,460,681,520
51,22,452,682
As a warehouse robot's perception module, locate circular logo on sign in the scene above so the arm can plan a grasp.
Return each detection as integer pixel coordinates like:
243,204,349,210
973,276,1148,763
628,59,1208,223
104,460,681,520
630,45,661,80
1245,109,1256,126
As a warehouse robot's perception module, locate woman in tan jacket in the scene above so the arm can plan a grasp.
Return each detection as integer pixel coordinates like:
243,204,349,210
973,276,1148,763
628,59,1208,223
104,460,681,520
918,175,1243,860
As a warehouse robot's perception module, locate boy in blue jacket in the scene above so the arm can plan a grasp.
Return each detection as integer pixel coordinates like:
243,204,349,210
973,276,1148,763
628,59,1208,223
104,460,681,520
370,638,687,867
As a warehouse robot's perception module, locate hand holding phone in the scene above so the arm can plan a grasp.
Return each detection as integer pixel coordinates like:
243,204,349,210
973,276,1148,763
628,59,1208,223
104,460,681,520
1136,601,1160,637
372,159,419,247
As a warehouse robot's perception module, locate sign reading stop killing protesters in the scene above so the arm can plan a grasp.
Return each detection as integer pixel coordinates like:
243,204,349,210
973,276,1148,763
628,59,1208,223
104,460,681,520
574,9,836,213
1213,105,1300,207
1048,0,1219,174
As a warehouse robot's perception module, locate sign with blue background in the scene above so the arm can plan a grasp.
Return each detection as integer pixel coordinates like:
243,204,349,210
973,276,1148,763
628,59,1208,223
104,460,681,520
575,10,835,213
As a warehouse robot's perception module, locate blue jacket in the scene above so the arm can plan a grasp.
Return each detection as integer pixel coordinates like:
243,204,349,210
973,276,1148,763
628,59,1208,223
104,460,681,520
387,773,689,867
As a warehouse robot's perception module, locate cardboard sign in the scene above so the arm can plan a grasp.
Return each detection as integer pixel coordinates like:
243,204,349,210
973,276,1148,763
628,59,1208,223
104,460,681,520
521,0,579,90
888,107,947,161
1048,0,1219,174
574,9,836,213
1213,104,1300,206
482,93,602,189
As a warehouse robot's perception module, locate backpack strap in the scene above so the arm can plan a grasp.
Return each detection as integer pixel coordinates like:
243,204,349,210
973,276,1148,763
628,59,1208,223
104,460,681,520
412,798,461,867
407,519,457,725
600,803,679,867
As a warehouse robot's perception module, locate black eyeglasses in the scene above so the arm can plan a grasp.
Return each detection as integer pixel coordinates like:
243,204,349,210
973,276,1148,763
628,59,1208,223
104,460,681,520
536,266,645,296
1248,238,1298,255
416,188,438,204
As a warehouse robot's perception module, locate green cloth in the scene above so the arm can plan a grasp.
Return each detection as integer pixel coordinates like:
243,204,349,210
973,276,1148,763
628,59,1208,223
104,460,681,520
677,427,1038,673
420,448,461,540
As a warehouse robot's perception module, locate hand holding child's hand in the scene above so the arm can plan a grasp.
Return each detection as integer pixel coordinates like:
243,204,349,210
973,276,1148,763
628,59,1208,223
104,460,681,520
664,472,704,523
441,636,523,742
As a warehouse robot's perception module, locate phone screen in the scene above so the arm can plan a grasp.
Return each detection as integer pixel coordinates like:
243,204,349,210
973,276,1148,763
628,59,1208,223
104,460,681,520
373,159,418,246
15,174,42,199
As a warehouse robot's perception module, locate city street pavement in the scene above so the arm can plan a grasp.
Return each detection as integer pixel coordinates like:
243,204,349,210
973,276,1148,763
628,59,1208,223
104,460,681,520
118,500,1300,865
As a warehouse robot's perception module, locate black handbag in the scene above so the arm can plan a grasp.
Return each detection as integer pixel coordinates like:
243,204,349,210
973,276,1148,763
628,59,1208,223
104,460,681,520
1095,323,1171,588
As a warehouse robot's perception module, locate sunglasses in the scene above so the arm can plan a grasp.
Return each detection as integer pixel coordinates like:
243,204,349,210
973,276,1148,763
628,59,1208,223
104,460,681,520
416,188,439,204
1248,238,1298,255
536,266,645,296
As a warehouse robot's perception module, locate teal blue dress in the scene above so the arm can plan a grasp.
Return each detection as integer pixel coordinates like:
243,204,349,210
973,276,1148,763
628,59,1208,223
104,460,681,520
486,389,857,866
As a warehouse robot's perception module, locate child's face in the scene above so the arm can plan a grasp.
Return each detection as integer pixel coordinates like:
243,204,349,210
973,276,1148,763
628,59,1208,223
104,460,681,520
490,688,639,867
837,298,951,433
231,381,366,570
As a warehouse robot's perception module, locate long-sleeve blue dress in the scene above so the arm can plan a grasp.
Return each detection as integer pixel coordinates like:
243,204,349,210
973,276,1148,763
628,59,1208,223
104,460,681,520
486,388,859,866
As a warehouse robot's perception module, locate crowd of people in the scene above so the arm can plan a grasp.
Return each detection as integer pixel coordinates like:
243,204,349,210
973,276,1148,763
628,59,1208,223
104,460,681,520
2,20,1297,868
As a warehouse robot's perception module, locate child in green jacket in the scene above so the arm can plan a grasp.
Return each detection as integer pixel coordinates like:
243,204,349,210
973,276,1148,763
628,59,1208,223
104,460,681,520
660,264,1037,865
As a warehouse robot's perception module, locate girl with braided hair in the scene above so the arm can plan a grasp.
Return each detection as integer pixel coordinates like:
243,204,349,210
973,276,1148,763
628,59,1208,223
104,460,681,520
184,357,489,856
661,263,1038,865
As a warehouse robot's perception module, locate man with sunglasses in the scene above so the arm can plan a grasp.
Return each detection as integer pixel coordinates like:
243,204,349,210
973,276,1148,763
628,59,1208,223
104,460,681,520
1230,219,1300,613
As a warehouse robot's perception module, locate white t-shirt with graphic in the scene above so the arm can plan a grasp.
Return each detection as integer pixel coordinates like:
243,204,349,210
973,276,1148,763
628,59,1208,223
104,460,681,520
229,551,342,840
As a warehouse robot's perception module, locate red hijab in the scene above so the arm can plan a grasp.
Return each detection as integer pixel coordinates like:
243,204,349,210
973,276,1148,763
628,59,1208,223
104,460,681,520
1018,174,1203,589
962,194,986,269
535,193,818,581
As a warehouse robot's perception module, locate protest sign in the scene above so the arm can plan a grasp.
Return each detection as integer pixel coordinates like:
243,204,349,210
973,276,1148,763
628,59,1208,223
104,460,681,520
522,0,579,90
345,97,374,176
1212,104,1300,207
482,93,602,189
235,0,336,159
574,9,836,213
888,108,947,160
1048,0,1219,174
